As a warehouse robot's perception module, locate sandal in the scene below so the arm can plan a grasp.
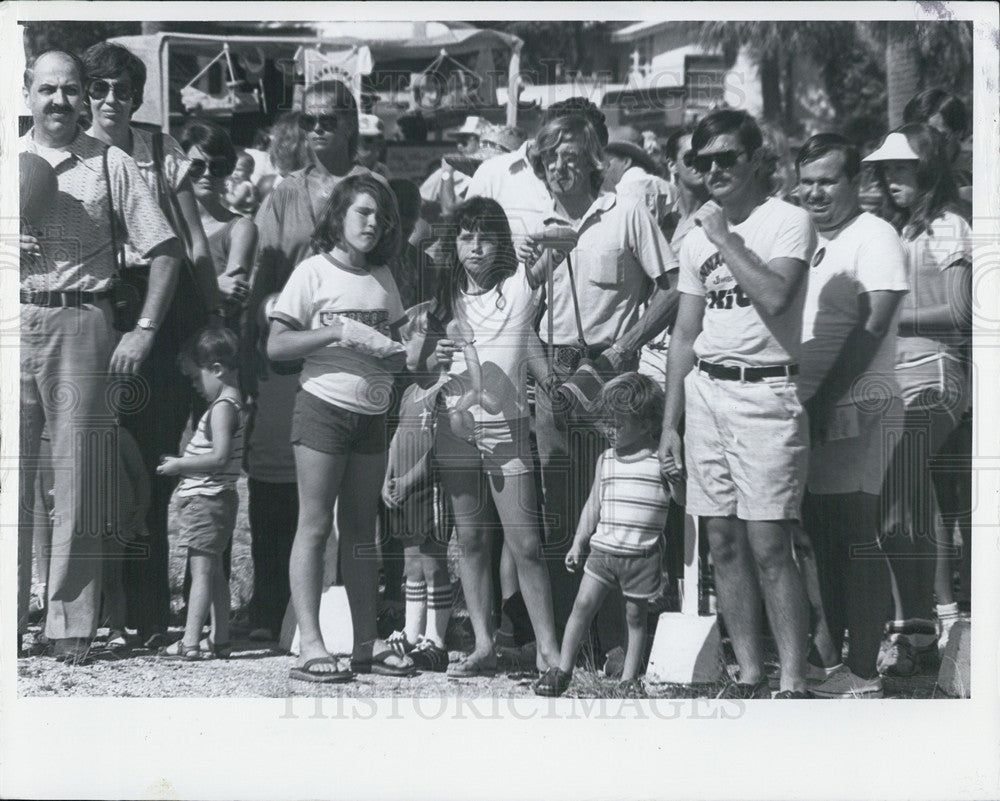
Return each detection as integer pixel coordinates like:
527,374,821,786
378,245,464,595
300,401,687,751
158,640,202,661
534,667,571,697
351,641,417,677
199,638,233,659
106,630,129,651
446,652,498,678
289,656,354,684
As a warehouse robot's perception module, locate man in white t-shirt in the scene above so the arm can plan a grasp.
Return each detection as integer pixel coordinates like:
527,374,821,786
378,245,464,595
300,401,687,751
796,134,909,698
658,109,815,698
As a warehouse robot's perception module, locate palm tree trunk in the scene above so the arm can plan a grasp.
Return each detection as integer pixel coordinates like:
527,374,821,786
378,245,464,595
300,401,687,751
759,52,782,123
886,22,920,128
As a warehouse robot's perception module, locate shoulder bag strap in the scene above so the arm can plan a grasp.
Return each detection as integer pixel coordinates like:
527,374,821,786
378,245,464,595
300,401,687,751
102,146,125,276
151,131,193,254
563,252,588,350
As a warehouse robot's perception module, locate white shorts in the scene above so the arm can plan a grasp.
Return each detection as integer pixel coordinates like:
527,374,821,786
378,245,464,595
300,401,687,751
807,398,904,496
683,369,808,521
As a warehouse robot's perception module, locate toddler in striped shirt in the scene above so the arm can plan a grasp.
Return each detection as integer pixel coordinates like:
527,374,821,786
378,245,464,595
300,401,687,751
535,373,669,697
157,327,244,660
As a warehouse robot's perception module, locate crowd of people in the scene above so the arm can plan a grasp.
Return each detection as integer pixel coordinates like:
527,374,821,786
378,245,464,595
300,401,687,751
18,41,972,700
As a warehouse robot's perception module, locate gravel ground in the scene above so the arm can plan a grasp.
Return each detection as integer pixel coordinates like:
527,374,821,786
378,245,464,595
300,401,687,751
18,479,948,699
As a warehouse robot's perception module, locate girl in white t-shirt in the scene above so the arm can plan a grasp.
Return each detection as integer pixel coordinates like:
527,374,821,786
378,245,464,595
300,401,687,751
268,173,416,683
408,196,560,677
865,123,972,673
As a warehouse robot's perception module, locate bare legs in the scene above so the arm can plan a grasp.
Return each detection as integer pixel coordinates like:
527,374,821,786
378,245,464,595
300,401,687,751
706,516,808,692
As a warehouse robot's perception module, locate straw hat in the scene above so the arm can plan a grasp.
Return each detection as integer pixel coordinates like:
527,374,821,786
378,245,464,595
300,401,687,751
604,125,660,175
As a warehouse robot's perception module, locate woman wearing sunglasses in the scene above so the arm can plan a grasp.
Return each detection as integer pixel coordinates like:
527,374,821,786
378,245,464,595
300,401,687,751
180,120,257,328
240,80,376,652
82,41,220,649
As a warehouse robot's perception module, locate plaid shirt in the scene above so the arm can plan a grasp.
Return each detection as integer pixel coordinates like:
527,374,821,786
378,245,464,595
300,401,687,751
19,127,175,293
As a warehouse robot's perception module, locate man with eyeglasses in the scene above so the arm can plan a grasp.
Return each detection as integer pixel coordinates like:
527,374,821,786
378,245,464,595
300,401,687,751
18,50,182,662
658,109,816,698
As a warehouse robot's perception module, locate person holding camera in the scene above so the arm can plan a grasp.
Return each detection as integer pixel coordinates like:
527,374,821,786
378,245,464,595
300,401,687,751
519,114,678,662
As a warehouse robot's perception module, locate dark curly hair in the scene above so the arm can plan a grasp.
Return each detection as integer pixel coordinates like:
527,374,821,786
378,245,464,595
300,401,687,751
600,372,665,443
430,196,518,328
310,172,401,265
81,42,147,115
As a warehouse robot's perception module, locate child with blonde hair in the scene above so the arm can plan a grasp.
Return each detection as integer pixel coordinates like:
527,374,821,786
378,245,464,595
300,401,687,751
535,373,670,696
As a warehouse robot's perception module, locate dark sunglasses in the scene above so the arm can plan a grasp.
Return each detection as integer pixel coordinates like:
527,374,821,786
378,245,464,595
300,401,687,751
298,113,343,133
682,151,697,168
187,158,231,179
88,79,135,102
693,150,746,174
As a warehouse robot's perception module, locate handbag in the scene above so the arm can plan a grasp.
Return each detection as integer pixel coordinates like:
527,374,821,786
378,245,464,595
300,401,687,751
548,252,615,427
103,146,144,332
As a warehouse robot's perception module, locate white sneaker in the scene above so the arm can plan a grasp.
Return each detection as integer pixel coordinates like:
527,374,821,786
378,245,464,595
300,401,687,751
810,666,884,699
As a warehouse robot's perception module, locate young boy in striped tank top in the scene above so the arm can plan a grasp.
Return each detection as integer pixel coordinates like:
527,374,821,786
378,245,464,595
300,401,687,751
536,373,669,697
157,327,245,660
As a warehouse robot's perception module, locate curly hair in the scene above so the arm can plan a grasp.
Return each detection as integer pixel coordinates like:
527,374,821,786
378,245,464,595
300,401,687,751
310,172,401,265
430,196,518,329
528,114,606,195
267,111,308,176
600,372,665,442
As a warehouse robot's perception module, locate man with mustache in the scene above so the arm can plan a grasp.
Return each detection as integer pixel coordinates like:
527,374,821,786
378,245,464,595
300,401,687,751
658,109,816,698
18,50,181,662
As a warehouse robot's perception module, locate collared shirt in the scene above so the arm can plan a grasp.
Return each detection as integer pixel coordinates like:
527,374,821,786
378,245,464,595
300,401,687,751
616,165,677,225
19,127,175,293
466,141,552,239
419,165,472,205
540,192,678,348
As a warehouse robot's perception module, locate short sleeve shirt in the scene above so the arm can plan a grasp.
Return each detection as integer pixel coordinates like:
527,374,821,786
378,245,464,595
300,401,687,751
897,210,972,363
466,143,552,240
677,196,816,366
616,165,677,225
542,192,678,348
799,212,909,403
419,166,472,204
270,252,406,414
18,128,176,292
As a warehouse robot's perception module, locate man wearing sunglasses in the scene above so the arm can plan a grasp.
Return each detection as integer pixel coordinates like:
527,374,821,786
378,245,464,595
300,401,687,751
658,109,816,698
18,50,182,662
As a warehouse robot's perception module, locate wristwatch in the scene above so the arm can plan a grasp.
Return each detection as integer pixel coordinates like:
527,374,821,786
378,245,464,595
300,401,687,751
136,317,156,331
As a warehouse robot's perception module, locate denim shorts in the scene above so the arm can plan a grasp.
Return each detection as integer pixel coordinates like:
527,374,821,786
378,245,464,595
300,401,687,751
291,389,387,455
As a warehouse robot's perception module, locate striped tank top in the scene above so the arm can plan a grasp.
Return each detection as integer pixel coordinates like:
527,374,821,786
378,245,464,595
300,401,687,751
590,448,670,556
177,395,245,497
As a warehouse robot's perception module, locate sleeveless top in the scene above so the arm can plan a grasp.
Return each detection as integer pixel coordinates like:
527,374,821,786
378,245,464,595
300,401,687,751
590,448,670,556
177,396,245,496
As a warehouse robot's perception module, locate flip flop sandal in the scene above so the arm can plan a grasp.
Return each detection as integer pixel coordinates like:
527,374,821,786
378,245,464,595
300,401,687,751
446,655,499,678
289,656,354,684
351,647,418,677
158,640,202,661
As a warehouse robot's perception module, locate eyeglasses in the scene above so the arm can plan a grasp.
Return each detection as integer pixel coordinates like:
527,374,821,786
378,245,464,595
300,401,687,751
692,150,746,174
298,113,344,133
187,158,231,179
681,151,697,168
88,79,134,103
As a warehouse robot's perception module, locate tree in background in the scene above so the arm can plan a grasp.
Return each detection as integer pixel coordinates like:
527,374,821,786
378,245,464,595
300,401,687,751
698,20,972,137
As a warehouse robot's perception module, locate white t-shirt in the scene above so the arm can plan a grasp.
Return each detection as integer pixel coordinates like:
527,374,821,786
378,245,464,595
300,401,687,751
677,196,816,366
270,252,406,414
444,267,542,424
799,212,909,403
466,142,552,240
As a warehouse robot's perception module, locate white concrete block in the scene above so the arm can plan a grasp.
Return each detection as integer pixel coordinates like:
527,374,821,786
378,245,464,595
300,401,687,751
279,585,354,657
646,612,724,684
936,619,971,698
